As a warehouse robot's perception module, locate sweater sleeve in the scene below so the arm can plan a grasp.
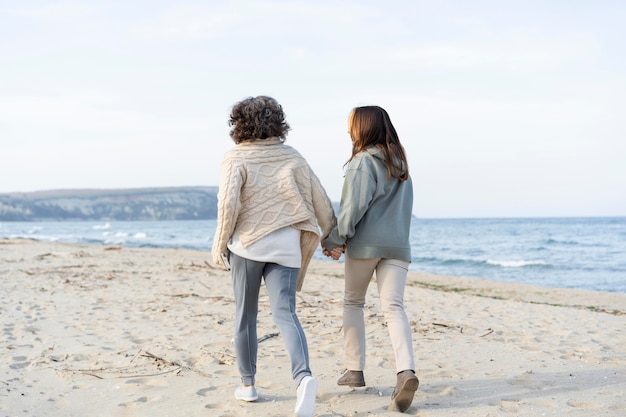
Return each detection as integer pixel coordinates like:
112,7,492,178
310,168,337,240
322,161,376,251
211,153,244,267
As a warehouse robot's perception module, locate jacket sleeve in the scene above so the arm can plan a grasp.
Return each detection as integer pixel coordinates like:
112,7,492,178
322,160,376,250
211,153,244,268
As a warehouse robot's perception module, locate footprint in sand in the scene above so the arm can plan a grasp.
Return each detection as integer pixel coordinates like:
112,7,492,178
310,348,341,359
3,325,16,341
498,399,521,413
9,356,30,369
213,367,239,377
124,377,168,387
118,395,163,407
430,384,457,397
196,386,218,396
507,371,553,391
204,397,258,415
567,399,603,409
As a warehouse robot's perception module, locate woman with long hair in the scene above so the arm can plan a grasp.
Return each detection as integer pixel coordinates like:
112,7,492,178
323,105,418,413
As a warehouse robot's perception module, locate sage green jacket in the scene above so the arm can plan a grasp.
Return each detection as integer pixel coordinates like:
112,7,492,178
322,147,413,261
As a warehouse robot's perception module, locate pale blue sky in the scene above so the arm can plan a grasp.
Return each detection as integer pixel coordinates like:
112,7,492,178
1,0,624,218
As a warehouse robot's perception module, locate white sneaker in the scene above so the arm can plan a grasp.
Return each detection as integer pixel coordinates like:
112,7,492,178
235,386,258,402
294,376,317,417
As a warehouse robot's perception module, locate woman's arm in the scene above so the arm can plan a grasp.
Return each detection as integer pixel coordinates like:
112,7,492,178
211,153,244,267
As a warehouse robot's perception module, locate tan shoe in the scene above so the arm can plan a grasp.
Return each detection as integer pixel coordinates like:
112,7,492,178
337,370,365,387
389,370,419,412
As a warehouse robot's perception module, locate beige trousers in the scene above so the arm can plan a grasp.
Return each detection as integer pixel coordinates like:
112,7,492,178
343,256,415,373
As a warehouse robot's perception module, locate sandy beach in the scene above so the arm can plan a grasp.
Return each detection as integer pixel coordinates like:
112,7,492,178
1,238,625,417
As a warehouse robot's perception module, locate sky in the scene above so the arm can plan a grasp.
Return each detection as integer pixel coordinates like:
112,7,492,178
1,0,625,218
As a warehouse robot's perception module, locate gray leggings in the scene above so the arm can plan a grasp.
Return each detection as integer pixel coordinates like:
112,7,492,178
230,252,312,388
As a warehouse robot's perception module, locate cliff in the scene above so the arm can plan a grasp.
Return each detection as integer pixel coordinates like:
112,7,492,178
0,187,219,221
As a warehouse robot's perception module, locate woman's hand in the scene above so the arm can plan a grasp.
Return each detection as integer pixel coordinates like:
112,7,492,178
322,245,344,261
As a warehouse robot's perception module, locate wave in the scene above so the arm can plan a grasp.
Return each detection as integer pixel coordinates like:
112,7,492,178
81,237,108,245
415,256,549,269
545,238,611,249
486,259,547,268
546,238,579,245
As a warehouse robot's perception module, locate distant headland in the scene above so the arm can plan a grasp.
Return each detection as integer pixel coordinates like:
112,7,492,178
0,187,219,221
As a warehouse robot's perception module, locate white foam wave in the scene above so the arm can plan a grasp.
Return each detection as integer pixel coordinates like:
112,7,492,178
93,222,111,230
133,232,147,239
487,259,547,268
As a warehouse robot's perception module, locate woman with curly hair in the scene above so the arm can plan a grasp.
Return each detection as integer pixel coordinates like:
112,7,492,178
212,96,336,417
322,105,419,413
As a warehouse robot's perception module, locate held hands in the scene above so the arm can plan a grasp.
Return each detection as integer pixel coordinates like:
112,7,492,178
322,245,344,261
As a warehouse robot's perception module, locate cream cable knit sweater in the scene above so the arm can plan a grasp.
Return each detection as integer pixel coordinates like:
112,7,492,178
211,138,336,290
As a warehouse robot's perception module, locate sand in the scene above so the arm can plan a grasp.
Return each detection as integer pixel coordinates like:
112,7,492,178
1,238,625,416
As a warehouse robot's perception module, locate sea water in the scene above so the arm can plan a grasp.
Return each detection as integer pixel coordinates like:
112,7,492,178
1,217,624,293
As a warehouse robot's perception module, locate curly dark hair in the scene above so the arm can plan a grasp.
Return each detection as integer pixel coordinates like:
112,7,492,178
228,96,290,143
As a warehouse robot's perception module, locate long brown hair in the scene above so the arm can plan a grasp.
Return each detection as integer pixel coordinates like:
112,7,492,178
347,106,409,181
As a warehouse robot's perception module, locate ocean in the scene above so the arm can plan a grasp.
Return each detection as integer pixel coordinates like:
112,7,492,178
1,217,625,293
